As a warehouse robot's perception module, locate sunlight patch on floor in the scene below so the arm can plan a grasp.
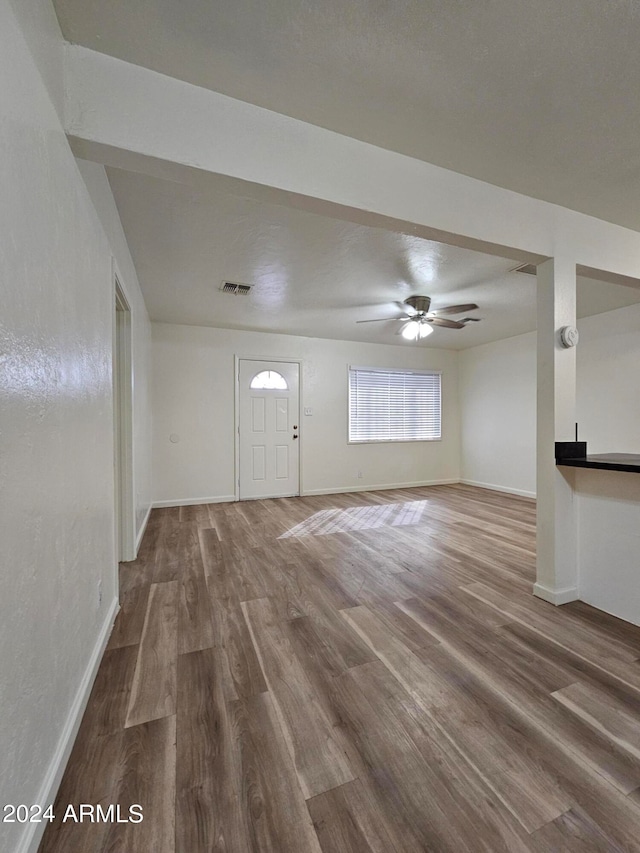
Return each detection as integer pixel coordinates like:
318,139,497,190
279,500,428,538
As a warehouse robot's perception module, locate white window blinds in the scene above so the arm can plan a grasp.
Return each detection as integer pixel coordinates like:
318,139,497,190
348,367,441,443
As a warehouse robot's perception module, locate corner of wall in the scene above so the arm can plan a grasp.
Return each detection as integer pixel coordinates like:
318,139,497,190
7,0,65,119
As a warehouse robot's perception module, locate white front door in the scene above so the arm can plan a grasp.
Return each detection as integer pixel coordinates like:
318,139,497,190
238,359,300,500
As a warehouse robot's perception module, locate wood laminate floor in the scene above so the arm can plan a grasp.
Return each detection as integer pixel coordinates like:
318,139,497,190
39,485,640,852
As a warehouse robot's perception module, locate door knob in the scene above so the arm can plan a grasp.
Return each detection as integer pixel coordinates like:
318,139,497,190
293,425,298,429
293,434,299,439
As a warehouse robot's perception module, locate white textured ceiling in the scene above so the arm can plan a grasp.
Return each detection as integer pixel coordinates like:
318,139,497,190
55,0,640,230
106,168,640,349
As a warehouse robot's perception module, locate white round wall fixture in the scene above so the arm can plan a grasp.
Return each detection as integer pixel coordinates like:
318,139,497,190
559,325,579,348
169,433,180,443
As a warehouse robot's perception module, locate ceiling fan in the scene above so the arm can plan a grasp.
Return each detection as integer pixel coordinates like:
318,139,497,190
357,295,480,340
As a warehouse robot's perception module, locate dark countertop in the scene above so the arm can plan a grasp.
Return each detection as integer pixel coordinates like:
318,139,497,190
557,453,640,473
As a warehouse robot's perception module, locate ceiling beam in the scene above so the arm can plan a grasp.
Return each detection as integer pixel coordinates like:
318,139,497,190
64,44,640,279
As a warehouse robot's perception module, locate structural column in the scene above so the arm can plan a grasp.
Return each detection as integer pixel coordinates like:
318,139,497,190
535,256,579,604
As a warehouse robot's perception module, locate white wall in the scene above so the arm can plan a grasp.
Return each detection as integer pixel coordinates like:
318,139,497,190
0,3,151,851
575,303,640,455
575,469,640,626
459,332,537,497
152,322,460,504
459,301,640,498
76,160,153,539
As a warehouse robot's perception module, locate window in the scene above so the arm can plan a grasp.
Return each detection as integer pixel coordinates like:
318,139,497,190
348,367,441,443
250,370,288,390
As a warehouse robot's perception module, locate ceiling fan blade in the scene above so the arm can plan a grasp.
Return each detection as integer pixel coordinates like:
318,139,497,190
428,303,479,316
356,315,411,323
426,317,465,329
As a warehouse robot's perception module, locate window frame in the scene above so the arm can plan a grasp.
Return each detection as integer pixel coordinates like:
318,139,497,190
347,365,442,444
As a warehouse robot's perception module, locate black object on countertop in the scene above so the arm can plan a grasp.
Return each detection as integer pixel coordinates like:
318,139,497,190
555,441,588,461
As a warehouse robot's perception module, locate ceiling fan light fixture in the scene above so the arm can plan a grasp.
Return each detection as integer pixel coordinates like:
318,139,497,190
401,319,433,340
401,319,421,340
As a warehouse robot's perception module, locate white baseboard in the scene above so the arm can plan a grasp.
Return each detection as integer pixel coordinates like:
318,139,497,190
19,596,119,853
153,479,528,505
460,479,536,499
533,582,579,606
135,504,152,554
302,478,459,497
152,495,236,508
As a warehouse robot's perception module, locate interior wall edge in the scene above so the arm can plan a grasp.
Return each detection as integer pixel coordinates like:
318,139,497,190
150,480,465,508
75,158,153,545
134,504,153,554
579,591,640,629
152,495,237,508
301,478,460,497
15,596,119,853
459,479,536,500
532,582,580,606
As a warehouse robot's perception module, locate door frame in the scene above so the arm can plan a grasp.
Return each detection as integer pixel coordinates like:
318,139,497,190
234,354,303,501
113,265,136,563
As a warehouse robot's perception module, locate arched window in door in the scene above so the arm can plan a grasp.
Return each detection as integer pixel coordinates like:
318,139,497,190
250,369,288,390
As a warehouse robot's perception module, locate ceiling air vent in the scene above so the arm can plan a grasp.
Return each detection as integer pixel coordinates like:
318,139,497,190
220,281,253,295
511,263,538,276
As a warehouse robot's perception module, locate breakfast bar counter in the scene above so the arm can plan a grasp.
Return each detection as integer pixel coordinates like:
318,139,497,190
557,453,640,473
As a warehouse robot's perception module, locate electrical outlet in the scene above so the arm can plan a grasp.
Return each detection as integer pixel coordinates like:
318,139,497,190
97,579,102,608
